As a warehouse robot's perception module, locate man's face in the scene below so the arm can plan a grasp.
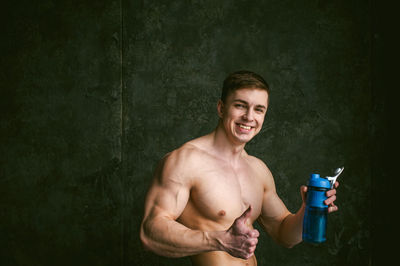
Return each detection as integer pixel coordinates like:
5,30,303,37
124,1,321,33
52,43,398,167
218,87,269,145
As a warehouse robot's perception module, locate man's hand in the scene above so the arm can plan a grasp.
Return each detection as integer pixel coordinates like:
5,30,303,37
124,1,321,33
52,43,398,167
325,181,339,213
218,206,259,260
300,181,340,213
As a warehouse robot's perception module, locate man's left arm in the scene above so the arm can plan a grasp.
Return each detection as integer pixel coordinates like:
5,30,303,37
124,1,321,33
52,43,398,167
257,165,339,248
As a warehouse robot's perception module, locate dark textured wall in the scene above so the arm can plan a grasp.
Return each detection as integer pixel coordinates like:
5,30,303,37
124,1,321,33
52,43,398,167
1,0,389,265
1,1,124,265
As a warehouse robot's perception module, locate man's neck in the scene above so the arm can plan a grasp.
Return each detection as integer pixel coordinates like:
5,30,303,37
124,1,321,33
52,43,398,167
211,122,246,165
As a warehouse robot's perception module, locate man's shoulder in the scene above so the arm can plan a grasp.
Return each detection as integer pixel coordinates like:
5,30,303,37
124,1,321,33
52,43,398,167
162,139,209,169
168,143,191,157
245,154,274,184
245,154,268,171
154,140,211,185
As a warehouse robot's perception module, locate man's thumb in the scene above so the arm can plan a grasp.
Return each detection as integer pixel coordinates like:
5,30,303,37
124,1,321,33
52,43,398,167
300,185,307,203
237,205,252,223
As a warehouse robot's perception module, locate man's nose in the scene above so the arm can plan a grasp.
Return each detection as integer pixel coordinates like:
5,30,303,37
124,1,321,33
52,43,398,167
243,109,254,121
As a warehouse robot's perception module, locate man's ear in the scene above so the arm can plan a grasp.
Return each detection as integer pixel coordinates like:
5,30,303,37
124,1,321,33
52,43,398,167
217,100,224,118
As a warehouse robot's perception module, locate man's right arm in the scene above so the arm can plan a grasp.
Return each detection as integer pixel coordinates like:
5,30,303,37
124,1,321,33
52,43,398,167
140,150,218,257
140,148,259,259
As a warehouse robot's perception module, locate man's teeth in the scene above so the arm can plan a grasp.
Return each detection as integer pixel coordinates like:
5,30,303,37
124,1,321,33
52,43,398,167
239,124,251,130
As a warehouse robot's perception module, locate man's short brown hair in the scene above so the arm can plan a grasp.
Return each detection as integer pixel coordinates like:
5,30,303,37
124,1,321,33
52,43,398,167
221,70,270,103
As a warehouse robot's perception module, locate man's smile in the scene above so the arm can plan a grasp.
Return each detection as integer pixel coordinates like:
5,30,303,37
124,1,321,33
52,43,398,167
236,123,254,132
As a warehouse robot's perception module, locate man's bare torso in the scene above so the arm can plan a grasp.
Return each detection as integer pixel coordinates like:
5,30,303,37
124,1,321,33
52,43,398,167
167,134,267,265
141,80,332,263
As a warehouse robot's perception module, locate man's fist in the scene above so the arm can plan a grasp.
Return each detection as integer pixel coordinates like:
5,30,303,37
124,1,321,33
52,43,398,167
300,181,339,213
219,206,259,260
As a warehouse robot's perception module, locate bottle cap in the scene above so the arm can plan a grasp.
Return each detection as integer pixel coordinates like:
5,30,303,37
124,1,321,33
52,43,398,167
308,173,331,189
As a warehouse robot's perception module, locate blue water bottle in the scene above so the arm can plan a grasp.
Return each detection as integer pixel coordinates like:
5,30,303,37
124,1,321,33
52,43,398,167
302,173,331,243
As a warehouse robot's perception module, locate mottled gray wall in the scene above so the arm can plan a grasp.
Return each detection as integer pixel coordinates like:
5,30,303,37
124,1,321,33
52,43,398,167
1,1,123,265
1,0,387,265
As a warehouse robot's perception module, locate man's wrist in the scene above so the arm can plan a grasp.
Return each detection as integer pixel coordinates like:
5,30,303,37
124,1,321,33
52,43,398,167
204,230,225,252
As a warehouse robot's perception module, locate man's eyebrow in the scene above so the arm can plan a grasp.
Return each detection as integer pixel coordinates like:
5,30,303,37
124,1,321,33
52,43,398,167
233,99,267,110
255,104,267,110
233,99,248,104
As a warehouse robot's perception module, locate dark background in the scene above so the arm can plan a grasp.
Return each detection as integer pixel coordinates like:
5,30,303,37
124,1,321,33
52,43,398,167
1,0,395,265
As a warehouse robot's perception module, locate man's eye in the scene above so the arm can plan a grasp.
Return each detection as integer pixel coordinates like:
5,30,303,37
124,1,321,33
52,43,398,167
235,104,245,108
256,108,265,113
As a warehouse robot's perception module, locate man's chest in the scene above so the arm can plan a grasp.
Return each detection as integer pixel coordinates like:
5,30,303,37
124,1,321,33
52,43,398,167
189,162,265,226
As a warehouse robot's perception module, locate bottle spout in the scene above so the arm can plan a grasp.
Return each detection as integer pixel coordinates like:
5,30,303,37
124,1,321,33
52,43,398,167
326,167,344,188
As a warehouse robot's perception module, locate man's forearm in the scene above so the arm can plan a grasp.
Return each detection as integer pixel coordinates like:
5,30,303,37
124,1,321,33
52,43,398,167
277,204,306,248
140,216,221,257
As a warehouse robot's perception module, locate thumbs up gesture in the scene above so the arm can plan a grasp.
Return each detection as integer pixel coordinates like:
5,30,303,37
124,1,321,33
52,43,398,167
218,206,260,259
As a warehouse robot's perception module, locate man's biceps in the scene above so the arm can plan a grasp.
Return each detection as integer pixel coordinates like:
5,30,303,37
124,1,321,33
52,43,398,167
261,193,288,218
153,187,190,217
156,169,189,190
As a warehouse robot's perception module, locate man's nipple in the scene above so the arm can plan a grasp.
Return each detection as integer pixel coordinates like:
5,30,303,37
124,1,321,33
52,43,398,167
218,210,226,216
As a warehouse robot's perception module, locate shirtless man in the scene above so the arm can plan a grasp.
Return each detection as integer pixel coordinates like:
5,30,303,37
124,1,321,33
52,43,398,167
140,71,339,266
